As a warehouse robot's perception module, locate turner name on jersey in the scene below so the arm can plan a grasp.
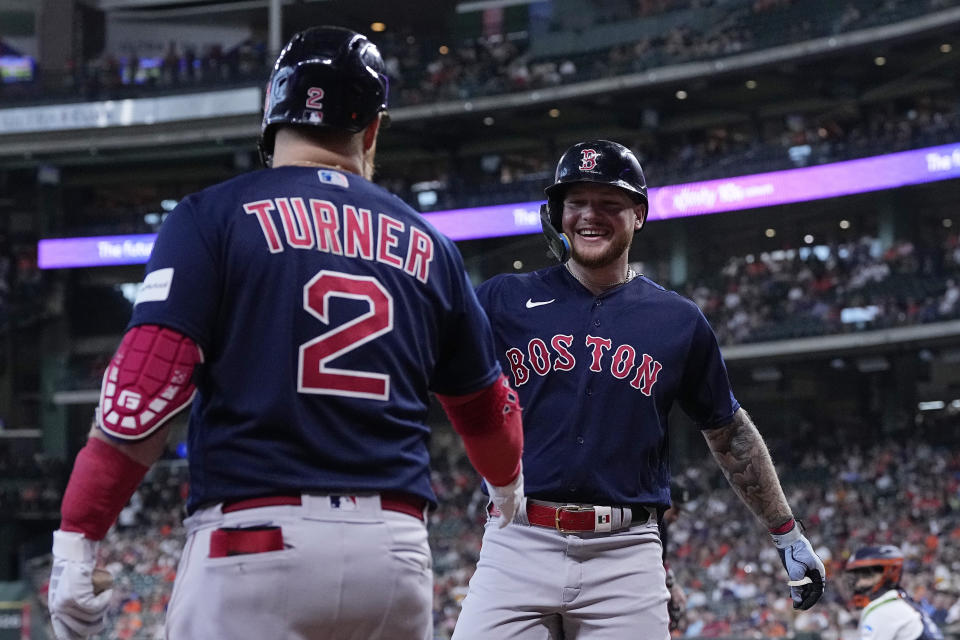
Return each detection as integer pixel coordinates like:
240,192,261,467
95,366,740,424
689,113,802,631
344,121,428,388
244,196,435,283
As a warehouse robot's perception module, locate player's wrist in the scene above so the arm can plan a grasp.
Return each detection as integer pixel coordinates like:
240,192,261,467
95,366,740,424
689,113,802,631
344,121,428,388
52,530,98,563
768,516,795,534
494,462,523,490
769,517,803,548
488,464,523,494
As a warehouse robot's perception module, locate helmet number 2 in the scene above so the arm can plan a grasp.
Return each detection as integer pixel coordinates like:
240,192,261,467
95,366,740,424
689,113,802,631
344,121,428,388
298,270,393,400
305,87,324,111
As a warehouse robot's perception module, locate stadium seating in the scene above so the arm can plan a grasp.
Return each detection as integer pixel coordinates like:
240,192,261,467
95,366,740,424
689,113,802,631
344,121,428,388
24,426,960,639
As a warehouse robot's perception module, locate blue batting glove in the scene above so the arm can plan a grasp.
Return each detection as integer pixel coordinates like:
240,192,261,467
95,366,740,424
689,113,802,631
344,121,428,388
770,520,826,610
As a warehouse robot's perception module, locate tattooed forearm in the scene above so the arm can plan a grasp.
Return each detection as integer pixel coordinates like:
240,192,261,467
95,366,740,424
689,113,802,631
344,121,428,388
702,408,793,530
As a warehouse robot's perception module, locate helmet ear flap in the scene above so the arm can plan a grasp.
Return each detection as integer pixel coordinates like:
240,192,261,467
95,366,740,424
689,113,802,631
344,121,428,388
539,203,571,263
547,196,564,231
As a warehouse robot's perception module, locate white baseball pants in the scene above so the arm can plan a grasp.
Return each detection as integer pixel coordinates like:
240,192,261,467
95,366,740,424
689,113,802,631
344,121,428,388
165,494,432,640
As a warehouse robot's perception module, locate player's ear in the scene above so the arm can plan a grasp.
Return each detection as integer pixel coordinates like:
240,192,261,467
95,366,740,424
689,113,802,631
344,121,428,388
634,203,647,231
362,115,382,153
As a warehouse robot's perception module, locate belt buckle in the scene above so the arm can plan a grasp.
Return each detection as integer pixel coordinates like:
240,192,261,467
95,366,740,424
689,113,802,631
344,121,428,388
555,504,594,533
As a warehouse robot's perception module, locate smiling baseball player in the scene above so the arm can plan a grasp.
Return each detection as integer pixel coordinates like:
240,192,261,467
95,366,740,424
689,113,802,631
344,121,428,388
46,26,524,640
453,140,825,639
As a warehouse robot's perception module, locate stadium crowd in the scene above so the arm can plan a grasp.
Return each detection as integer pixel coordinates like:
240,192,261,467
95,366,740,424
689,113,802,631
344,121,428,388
0,445,63,521
25,419,960,639
666,421,960,638
1,0,956,108
681,231,960,345
0,235,46,329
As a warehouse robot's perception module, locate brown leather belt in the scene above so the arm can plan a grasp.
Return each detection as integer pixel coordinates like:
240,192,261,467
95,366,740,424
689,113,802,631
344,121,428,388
221,492,427,521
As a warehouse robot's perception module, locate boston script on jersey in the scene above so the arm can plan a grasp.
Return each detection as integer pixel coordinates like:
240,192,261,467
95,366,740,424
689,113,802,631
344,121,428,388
476,265,740,508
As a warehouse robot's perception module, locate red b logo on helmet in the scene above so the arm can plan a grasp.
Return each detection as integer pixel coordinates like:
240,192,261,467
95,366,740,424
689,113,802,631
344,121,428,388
579,149,599,171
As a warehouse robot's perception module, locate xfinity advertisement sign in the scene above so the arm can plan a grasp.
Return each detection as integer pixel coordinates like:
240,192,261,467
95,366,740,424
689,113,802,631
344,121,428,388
38,142,960,269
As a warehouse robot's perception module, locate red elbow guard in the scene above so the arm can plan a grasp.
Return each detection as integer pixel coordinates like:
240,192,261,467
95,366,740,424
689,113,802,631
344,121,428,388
98,324,202,441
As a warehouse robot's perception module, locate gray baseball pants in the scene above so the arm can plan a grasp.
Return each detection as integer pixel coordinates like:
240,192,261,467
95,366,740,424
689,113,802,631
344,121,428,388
453,513,670,639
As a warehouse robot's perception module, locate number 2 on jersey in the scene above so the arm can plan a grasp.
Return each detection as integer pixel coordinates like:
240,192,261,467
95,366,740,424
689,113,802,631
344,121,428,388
298,270,393,400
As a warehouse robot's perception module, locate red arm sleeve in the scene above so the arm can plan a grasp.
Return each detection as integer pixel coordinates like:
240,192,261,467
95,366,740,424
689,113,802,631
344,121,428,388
436,374,523,487
60,437,150,540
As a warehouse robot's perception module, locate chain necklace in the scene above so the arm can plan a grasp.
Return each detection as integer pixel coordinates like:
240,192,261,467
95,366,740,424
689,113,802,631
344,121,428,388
285,161,347,170
565,263,636,291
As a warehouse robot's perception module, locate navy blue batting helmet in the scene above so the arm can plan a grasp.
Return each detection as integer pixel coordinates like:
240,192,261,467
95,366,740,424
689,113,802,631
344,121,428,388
543,140,648,231
258,26,389,166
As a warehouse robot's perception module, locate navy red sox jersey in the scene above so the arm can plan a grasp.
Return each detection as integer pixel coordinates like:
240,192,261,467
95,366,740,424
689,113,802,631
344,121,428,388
475,265,740,508
129,166,500,513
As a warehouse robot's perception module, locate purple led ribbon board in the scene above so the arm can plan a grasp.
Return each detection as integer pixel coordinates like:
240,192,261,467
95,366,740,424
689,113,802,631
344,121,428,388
38,142,960,269
649,141,960,220
424,141,960,237
38,234,157,269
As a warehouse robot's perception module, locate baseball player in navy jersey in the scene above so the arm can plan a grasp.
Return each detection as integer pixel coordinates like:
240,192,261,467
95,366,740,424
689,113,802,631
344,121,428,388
452,139,825,639
46,26,525,640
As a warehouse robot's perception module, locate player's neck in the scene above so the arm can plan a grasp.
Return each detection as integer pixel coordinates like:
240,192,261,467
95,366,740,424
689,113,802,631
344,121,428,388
282,159,352,172
565,260,635,295
274,156,361,174
272,143,362,176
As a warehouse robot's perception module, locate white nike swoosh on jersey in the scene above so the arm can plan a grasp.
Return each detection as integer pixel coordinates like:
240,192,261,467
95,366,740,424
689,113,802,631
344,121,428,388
525,298,556,308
